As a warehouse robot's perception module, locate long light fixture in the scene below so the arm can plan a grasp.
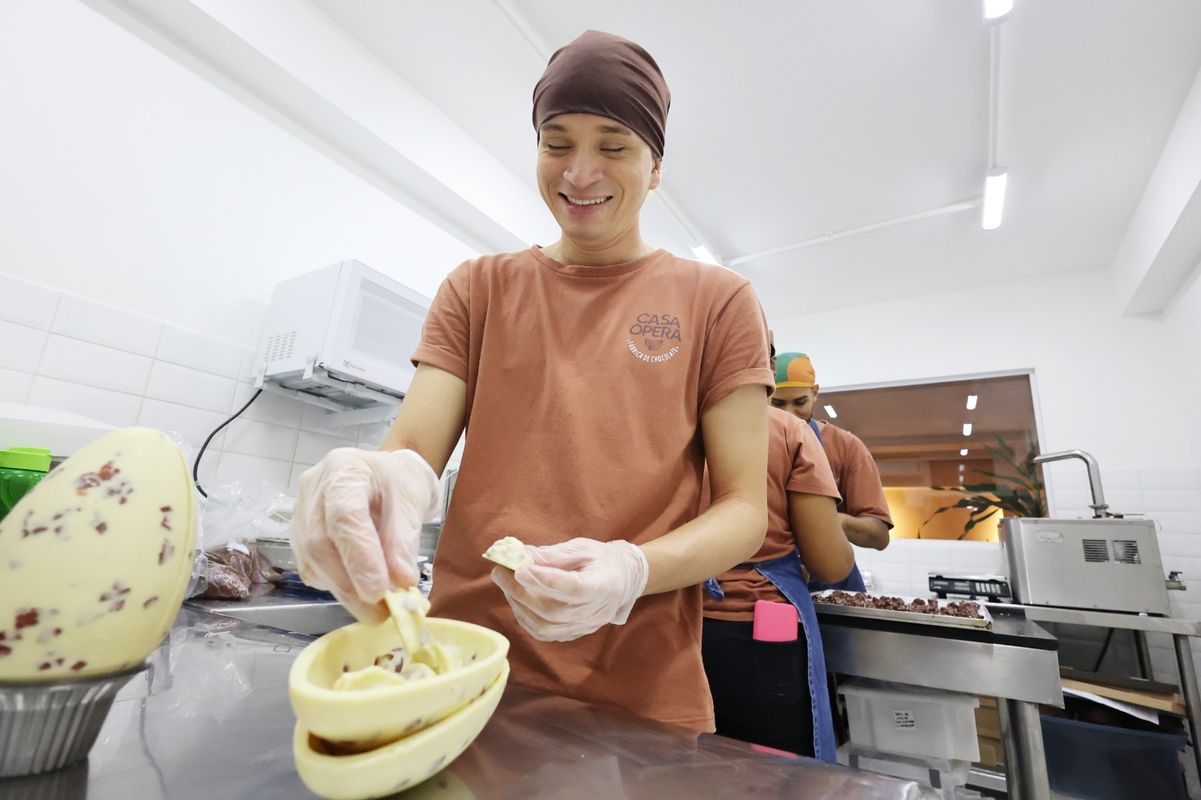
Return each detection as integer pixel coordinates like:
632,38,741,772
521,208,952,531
984,0,1014,21
963,423,974,437
966,394,979,411
824,405,838,419
982,170,1008,230
960,448,969,456
982,3,1010,230
691,244,721,265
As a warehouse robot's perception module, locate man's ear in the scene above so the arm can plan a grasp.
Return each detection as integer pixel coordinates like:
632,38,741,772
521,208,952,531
649,158,663,191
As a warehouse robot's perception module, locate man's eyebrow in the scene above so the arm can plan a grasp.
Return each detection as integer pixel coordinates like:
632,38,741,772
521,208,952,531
541,123,567,132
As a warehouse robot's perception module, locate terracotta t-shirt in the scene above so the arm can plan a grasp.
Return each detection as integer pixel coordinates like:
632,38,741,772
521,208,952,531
819,422,893,526
412,246,772,732
702,407,840,621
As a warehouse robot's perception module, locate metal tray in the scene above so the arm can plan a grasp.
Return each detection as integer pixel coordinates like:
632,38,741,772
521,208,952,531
811,590,993,629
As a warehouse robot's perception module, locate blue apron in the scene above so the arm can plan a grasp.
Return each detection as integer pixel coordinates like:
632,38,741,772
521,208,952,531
805,418,867,593
704,552,837,762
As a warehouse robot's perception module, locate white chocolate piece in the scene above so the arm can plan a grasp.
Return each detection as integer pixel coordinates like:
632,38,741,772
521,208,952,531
383,587,429,659
412,641,462,674
399,662,436,682
332,665,407,691
482,536,532,570
331,589,464,692
0,427,198,680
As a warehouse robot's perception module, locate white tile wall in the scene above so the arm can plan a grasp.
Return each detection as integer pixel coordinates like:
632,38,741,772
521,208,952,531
0,273,60,329
156,325,244,379
28,375,142,427
145,361,235,414
295,430,357,464
224,418,298,462
215,452,292,487
300,403,356,436
51,294,162,357
1141,468,1201,490
39,335,153,395
232,382,304,428
0,368,33,403
1144,489,1201,512
137,399,230,451
288,462,314,495
0,320,47,373
0,271,388,504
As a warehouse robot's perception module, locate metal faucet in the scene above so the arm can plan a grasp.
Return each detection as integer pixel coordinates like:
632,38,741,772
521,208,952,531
1031,449,1109,518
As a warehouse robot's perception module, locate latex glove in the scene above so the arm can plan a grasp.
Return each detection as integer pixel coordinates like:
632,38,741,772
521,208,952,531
491,538,649,642
291,448,439,623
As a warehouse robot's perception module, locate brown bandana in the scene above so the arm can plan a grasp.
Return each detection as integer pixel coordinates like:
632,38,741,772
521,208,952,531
532,30,671,159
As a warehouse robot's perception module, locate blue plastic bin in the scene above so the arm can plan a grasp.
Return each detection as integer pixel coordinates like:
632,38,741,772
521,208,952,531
1040,715,1187,800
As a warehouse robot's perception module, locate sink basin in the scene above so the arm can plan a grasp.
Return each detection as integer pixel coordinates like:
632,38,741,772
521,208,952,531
188,588,355,636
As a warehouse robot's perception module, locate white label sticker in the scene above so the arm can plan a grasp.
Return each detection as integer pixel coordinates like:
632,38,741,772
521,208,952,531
1036,530,1064,544
893,710,916,730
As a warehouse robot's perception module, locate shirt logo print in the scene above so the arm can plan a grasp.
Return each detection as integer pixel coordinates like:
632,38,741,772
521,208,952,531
626,312,682,364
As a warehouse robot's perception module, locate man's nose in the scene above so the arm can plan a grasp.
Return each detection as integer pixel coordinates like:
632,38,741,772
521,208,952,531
563,151,603,187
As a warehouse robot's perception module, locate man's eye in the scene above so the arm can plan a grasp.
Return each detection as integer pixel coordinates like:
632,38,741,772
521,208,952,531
770,400,784,408
544,144,570,152
600,147,626,154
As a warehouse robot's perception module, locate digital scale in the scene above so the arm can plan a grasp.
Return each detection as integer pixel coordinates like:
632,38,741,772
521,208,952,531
928,574,1012,603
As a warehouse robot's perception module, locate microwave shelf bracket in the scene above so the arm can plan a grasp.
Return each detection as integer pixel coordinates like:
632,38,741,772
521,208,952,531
254,361,400,427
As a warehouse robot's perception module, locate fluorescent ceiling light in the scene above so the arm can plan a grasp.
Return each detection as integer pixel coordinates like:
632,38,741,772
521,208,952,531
983,0,1014,20
959,464,966,472
982,170,1008,230
691,245,721,265
960,448,969,456
966,394,979,411
824,405,838,419
963,423,973,436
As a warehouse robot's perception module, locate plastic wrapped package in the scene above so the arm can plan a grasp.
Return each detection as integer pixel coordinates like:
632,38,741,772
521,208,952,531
185,479,294,599
199,542,260,600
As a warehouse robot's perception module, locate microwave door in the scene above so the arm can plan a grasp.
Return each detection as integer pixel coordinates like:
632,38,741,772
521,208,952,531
324,265,428,396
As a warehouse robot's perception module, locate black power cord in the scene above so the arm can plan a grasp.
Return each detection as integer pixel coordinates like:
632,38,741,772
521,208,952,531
193,389,263,498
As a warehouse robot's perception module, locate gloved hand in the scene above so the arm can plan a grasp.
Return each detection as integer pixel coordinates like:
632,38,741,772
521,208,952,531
291,448,439,623
491,538,649,642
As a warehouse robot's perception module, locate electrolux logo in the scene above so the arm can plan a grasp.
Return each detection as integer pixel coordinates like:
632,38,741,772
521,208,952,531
341,359,365,373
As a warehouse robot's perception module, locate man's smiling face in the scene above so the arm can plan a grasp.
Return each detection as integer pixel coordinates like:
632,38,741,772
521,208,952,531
537,113,661,254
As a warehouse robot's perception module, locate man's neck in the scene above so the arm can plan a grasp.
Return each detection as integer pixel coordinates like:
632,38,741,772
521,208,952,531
542,234,654,267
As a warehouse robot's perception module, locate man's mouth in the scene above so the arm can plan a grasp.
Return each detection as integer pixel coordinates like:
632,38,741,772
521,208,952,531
561,194,612,207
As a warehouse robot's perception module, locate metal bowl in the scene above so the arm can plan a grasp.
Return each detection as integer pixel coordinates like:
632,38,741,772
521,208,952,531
0,663,146,777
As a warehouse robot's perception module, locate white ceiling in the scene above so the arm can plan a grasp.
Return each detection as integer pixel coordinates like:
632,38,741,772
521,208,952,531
96,0,1201,320
305,0,1201,319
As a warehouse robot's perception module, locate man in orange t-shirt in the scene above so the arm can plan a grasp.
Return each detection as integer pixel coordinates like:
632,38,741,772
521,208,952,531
290,30,772,732
771,352,893,590
701,400,851,758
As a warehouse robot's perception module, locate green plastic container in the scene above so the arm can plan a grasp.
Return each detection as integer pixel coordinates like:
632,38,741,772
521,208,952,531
0,446,52,521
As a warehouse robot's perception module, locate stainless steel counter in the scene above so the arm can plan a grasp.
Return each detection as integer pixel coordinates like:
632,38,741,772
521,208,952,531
0,608,925,800
187,582,354,635
1002,602,1201,786
818,604,1063,800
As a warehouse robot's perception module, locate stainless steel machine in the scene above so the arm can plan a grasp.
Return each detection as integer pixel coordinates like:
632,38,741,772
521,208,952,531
1000,450,1172,616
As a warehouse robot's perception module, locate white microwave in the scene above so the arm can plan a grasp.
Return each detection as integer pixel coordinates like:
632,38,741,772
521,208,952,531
255,260,430,416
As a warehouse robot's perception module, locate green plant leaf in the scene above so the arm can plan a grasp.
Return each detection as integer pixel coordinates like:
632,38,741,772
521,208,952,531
960,508,1001,539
